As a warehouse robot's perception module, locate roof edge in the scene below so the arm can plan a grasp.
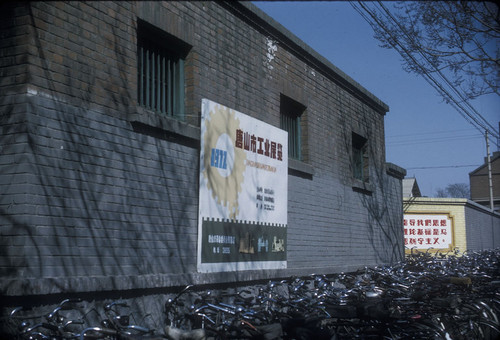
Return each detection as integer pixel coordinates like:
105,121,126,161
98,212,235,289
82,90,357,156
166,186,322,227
469,151,500,176
386,162,406,179
403,197,500,216
223,1,389,114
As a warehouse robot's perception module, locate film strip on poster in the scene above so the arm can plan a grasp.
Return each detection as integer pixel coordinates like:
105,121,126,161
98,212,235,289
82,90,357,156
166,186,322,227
201,218,286,263
198,99,288,272
403,213,454,252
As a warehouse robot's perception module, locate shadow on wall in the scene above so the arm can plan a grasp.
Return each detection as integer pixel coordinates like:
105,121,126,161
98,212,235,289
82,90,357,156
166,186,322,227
0,2,198,290
341,111,404,266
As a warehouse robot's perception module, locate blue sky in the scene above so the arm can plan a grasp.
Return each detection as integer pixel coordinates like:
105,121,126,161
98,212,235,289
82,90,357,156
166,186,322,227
253,1,499,197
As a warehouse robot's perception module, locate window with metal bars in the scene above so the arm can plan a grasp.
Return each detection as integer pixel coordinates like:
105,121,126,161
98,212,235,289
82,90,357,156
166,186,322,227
280,94,306,161
352,132,369,182
137,21,187,119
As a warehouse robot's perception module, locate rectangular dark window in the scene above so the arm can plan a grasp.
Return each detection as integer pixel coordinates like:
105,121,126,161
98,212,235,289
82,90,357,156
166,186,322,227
280,94,306,160
352,132,369,182
137,21,189,119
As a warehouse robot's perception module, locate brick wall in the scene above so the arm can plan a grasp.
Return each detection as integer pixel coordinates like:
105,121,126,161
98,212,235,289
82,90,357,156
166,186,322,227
403,198,468,252
403,198,500,253
1,1,404,299
1,95,199,281
465,202,500,250
469,153,500,212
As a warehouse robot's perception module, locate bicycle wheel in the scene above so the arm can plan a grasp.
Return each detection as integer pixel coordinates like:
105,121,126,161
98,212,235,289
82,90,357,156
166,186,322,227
321,319,367,340
164,325,207,340
386,320,448,340
448,318,500,340
451,301,500,340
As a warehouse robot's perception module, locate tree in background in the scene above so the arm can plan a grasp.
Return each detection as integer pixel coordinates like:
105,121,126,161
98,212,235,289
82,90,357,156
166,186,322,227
359,1,499,101
435,183,471,198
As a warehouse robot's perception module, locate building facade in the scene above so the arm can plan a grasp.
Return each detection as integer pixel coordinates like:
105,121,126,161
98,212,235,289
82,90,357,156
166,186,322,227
402,177,422,198
470,151,500,213
0,0,405,315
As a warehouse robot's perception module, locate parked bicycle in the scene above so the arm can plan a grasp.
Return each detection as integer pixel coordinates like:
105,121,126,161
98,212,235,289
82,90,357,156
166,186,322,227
7,248,500,339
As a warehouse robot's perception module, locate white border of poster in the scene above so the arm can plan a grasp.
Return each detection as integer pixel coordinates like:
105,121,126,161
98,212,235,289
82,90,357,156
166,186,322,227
198,99,288,273
403,213,454,251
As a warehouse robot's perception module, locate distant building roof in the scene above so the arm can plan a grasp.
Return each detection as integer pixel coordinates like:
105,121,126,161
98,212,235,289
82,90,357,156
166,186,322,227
469,151,500,213
469,151,500,176
403,178,422,197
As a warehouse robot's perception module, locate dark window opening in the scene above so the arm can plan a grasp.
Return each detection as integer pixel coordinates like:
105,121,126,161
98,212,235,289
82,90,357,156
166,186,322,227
137,20,190,120
352,132,369,183
280,94,306,161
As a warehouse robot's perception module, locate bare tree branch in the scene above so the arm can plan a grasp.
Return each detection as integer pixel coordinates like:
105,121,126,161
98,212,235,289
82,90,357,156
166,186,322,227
366,1,499,100
435,183,470,198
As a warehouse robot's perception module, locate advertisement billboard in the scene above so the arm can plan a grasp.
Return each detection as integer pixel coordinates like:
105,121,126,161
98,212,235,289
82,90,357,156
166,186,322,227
198,99,288,272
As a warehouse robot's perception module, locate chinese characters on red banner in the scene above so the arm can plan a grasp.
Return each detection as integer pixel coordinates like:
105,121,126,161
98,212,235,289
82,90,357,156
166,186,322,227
403,214,452,250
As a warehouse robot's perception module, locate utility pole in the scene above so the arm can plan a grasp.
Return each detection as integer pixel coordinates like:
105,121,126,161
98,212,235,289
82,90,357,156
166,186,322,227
485,131,494,210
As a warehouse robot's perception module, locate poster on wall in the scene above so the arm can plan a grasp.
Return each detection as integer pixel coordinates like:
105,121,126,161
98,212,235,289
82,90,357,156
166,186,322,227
198,99,288,273
403,213,454,252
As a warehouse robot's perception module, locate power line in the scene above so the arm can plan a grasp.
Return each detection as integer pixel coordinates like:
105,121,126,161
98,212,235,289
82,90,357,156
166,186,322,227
376,1,498,136
405,164,480,170
387,135,483,146
387,133,482,142
350,1,499,146
387,128,477,139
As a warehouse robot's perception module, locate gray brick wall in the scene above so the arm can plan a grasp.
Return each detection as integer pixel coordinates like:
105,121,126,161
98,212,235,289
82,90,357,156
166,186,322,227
465,203,500,251
1,95,199,281
0,0,404,299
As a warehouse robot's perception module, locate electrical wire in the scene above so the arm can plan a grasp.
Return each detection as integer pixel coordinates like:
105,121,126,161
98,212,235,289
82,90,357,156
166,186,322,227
376,1,498,136
387,128,477,138
387,134,483,147
350,1,499,147
405,165,480,170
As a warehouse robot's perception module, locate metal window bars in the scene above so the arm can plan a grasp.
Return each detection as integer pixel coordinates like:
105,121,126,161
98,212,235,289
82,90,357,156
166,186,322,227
138,40,184,119
280,112,301,161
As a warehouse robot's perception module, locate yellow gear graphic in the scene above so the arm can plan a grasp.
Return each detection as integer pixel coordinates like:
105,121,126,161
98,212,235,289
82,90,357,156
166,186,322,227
203,105,246,219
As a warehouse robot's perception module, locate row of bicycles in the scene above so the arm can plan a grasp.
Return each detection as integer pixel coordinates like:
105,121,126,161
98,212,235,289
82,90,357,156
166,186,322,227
5,248,500,339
